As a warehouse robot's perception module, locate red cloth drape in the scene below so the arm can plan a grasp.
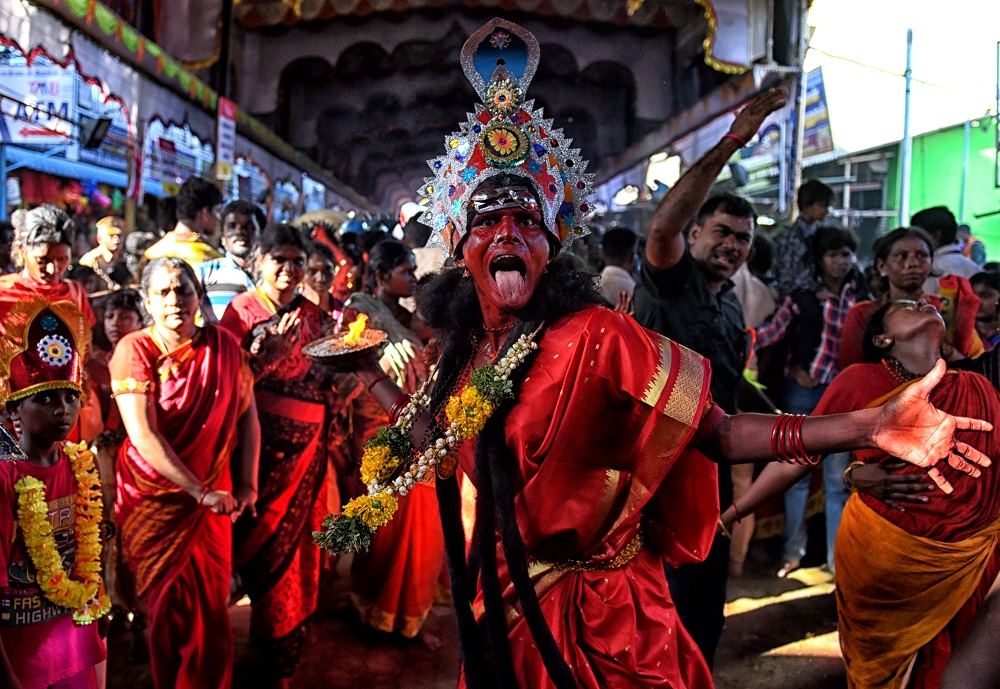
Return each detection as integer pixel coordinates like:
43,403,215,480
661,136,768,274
457,306,718,689
112,325,251,689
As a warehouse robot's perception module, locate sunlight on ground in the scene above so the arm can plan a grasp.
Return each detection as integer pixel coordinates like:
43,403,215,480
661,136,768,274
763,631,842,659
724,567,835,617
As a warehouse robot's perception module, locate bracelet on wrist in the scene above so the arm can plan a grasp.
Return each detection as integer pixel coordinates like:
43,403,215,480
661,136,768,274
197,485,210,505
732,502,743,522
367,373,391,393
723,132,748,147
843,460,865,490
717,517,732,539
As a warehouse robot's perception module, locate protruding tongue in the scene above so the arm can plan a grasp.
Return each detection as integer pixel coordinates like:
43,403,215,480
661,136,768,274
494,270,526,302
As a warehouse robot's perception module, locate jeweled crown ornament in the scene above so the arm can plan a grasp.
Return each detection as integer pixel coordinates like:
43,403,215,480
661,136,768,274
419,18,594,257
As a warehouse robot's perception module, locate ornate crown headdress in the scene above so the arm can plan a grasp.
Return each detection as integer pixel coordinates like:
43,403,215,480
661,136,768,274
419,18,594,258
0,294,91,405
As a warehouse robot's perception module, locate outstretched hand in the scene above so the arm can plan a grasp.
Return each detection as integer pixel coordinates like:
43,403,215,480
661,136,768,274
872,360,992,493
729,87,789,145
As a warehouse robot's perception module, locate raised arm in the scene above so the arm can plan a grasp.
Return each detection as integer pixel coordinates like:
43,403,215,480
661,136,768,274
645,87,789,270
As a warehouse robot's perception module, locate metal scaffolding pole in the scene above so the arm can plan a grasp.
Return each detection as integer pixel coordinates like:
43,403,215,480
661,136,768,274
898,28,913,226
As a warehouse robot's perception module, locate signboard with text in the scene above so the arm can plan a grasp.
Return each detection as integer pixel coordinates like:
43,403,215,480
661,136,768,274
216,97,236,180
0,65,76,144
803,68,835,159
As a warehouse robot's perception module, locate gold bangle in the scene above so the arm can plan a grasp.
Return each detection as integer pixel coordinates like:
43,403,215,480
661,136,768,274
843,460,865,490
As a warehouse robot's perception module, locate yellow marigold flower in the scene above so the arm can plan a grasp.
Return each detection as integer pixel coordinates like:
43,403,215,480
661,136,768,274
343,493,399,530
488,128,517,155
360,445,401,486
445,385,495,440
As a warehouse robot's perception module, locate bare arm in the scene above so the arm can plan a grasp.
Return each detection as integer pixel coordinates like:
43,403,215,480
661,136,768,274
700,361,993,494
645,87,789,270
233,395,261,519
720,462,811,529
940,574,1000,689
115,393,237,513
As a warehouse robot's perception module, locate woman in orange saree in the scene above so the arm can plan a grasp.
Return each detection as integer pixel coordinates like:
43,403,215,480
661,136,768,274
219,224,345,687
112,258,259,689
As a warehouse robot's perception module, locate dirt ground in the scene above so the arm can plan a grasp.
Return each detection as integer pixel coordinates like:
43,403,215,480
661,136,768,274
106,538,846,689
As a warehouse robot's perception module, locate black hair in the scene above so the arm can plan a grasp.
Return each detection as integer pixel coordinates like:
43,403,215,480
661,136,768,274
871,227,935,295
796,178,834,211
360,228,389,255
257,223,307,258
403,213,431,248
176,177,223,223
0,221,13,244
66,265,97,283
695,192,757,225
22,205,74,247
104,288,145,319
873,227,935,265
365,239,413,293
417,254,604,689
910,206,958,246
812,225,857,272
140,257,203,299
861,300,894,364
971,271,1000,292
599,227,638,264
221,200,260,228
307,241,336,265
748,232,775,278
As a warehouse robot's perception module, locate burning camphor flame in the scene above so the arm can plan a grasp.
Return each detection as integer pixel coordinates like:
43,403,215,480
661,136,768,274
343,313,368,346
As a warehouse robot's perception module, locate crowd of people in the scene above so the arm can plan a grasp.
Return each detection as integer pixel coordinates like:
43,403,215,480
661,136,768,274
0,17,998,689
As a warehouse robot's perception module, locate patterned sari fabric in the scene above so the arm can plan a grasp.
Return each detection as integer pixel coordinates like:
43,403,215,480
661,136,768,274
220,290,338,678
452,306,720,689
813,364,1000,689
111,325,252,689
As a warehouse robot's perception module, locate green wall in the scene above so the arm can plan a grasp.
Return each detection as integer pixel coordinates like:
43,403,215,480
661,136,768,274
887,116,1000,258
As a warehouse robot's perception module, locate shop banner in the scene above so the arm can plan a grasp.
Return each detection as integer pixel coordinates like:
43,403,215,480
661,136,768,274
0,64,76,144
216,96,236,180
803,68,834,159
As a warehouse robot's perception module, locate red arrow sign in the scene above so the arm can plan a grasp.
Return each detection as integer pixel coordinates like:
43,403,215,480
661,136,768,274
19,127,65,137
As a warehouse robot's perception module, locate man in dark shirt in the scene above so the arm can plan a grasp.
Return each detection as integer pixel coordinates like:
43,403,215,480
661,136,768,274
633,85,787,668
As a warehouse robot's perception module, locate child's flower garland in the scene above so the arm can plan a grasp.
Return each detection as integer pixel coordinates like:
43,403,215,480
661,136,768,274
315,331,539,554
14,442,110,625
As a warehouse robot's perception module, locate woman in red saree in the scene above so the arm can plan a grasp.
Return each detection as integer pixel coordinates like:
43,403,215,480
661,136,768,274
219,224,346,687
723,299,1000,688
113,258,259,689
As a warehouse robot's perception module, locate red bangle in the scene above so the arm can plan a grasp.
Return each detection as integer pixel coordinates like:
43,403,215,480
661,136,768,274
197,485,210,505
367,374,390,393
793,415,822,466
771,414,792,462
732,502,743,522
388,394,411,424
723,132,748,147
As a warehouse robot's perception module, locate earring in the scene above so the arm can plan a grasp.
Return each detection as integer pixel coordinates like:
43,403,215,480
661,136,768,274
462,267,471,278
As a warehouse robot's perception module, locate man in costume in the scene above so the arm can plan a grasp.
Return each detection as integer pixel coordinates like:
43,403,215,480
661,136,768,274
320,19,993,689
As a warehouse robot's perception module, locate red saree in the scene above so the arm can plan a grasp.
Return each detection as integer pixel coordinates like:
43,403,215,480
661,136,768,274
813,364,1000,688
111,325,252,689
220,291,337,678
456,306,719,689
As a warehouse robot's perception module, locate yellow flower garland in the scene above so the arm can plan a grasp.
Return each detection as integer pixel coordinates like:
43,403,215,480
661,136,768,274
445,386,496,440
14,442,110,625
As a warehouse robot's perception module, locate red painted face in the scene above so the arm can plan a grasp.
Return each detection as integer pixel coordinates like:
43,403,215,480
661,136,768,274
460,207,551,316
